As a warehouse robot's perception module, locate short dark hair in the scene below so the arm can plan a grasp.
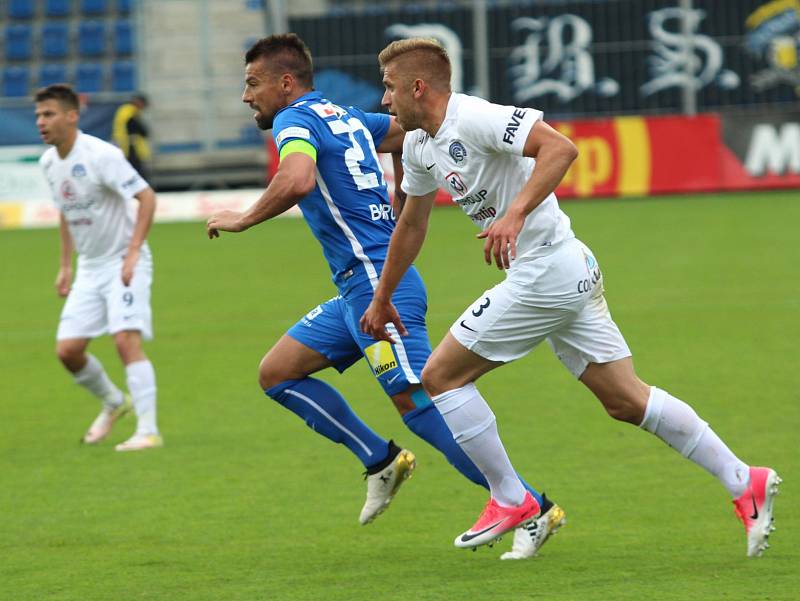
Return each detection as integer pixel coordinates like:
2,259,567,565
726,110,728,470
245,33,314,88
34,84,80,110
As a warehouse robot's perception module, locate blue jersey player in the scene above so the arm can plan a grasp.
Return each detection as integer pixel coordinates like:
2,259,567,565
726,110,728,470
207,34,564,558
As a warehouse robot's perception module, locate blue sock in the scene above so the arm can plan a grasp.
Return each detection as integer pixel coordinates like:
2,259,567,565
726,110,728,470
402,400,543,505
265,378,389,469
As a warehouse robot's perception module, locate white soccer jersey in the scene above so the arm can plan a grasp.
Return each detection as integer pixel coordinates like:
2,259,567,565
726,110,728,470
40,131,149,266
401,93,574,259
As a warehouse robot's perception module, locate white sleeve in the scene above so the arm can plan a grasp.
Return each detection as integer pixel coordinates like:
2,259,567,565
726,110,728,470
399,132,439,197
459,98,542,156
97,147,149,199
39,152,57,202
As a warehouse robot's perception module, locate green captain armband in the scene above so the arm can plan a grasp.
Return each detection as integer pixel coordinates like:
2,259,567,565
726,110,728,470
279,139,317,162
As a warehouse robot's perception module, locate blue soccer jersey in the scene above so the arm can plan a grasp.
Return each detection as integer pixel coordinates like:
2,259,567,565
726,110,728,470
272,91,395,291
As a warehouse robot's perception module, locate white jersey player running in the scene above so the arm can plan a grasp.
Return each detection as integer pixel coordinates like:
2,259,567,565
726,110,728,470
35,84,162,451
361,39,780,558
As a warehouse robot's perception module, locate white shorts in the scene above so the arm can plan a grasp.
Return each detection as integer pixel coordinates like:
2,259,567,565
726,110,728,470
57,253,154,341
450,237,630,378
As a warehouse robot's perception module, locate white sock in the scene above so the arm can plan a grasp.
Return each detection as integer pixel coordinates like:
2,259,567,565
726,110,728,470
432,383,526,507
73,354,124,408
640,386,749,497
126,359,158,436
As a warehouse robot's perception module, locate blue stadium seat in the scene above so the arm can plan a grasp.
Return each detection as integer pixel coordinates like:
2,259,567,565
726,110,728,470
76,63,103,92
3,66,30,97
118,0,134,14
45,0,72,17
9,0,35,19
114,20,134,55
111,61,136,91
42,23,70,58
39,64,68,87
78,21,106,56
81,0,107,15
5,24,33,60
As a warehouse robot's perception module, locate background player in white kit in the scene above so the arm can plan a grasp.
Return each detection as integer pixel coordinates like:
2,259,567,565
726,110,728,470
35,84,162,452
360,39,780,557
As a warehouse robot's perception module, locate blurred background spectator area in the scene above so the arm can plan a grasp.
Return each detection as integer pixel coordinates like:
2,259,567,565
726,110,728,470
2,0,799,191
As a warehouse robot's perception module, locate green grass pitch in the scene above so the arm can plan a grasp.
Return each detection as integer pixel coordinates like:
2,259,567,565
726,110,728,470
1,191,797,600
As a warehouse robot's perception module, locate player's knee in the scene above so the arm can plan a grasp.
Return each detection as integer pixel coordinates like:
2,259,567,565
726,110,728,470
55,342,73,364
420,365,438,397
113,331,145,364
56,341,83,370
258,356,285,390
421,362,449,397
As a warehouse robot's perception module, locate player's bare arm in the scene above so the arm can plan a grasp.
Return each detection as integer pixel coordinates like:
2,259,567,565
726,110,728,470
207,152,315,239
375,118,407,216
360,190,437,342
56,213,74,297
375,117,405,154
390,153,407,218
478,120,578,269
122,186,156,286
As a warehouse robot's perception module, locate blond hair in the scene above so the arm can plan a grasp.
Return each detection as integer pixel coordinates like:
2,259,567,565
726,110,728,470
378,38,451,91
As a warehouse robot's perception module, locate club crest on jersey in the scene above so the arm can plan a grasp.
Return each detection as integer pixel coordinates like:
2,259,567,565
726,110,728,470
449,140,467,163
71,164,87,178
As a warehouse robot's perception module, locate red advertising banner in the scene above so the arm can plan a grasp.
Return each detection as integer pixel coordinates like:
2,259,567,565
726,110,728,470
553,112,800,198
554,115,723,198
266,112,800,203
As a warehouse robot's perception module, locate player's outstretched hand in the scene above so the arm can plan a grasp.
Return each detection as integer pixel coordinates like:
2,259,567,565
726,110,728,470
121,247,139,286
360,298,407,344
477,210,525,270
207,210,246,239
55,266,72,297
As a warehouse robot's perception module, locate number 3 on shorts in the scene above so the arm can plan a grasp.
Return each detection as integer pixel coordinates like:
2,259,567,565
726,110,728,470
472,297,491,317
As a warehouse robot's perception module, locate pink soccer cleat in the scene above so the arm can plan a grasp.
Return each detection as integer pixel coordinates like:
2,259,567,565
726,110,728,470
454,491,540,549
81,395,132,444
733,466,781,557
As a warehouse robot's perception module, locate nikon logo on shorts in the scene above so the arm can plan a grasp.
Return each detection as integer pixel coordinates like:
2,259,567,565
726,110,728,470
365,341,398,376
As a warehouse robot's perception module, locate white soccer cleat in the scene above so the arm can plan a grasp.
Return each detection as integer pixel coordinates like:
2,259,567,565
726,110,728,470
359,448,416,525
500,495,566,560
114,433,163,452
81,394,132,444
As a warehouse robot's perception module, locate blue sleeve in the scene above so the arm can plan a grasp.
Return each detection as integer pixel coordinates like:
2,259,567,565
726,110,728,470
351,108,390,147
272,108,323,153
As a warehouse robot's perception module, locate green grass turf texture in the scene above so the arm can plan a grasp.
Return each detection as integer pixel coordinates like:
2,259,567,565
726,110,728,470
1,191,797,601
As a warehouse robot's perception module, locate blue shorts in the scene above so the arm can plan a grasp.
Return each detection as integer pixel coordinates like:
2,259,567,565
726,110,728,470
287,267,432,397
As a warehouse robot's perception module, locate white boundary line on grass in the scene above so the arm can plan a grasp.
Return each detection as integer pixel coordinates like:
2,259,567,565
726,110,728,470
0,188,302,230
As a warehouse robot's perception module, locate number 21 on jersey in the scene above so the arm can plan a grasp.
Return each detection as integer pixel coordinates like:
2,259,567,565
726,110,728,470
321,107,385,191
